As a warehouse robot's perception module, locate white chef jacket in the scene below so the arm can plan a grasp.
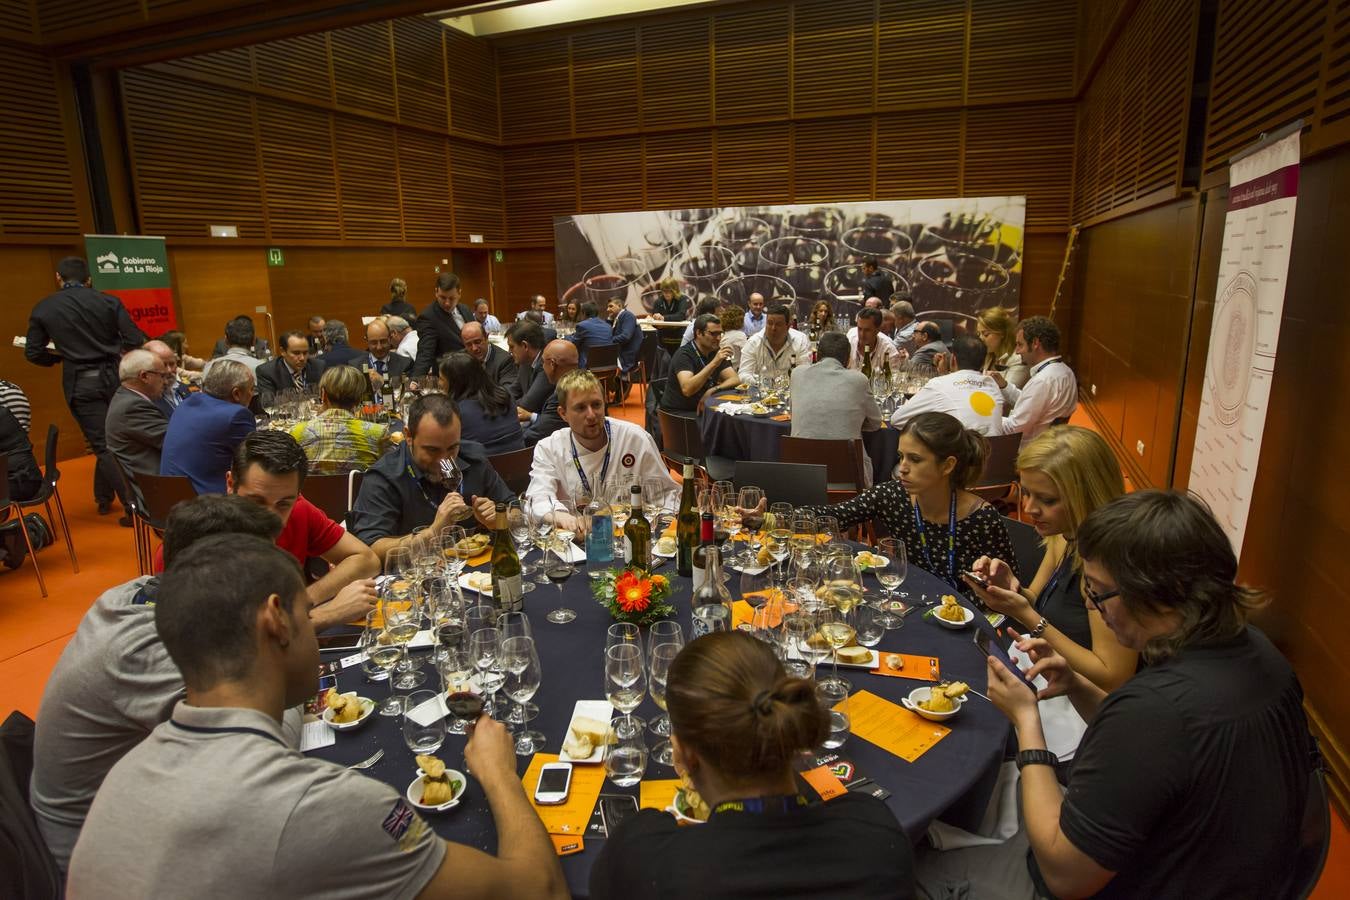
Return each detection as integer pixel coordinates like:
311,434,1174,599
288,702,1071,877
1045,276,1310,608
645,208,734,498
848,331,901,373
737,329,811,382
999,356,1078,440
890,369,1005,436
525,417,679,513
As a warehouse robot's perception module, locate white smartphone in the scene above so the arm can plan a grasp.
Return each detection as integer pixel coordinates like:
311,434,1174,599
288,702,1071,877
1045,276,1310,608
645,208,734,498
534,762,573,805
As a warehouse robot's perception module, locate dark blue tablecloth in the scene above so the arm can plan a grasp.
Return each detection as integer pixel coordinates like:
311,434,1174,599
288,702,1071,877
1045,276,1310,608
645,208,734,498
312,557,1007,899
700,392,899,484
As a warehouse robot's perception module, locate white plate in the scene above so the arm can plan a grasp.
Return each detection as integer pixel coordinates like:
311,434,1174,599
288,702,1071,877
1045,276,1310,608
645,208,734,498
786,646,880,670
667,789,708,825
459,572,495,595
321,695,375,731
854,552,889,571
405,770,467,812
932,605,976,629
728,560,772,575
558,700,614,764
653,540,678,559
903,686,967,721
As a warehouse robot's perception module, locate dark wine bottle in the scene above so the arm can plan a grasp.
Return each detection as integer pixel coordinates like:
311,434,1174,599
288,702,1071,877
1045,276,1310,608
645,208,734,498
624,483,651,570
676,464,698,578
490,502,524,612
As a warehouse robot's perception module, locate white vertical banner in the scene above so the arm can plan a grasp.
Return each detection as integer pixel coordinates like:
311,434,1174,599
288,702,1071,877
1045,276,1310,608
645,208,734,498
1189,128,1301,558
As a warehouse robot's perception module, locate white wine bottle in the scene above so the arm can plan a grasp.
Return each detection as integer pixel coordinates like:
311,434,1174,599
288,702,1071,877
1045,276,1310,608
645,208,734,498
490,502,524,612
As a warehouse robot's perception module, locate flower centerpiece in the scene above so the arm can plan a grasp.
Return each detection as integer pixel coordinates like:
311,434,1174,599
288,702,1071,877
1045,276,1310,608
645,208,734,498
592,566,675,626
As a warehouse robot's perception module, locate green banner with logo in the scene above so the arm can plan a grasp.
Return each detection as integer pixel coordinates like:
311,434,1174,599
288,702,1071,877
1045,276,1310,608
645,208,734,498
84,234,179,335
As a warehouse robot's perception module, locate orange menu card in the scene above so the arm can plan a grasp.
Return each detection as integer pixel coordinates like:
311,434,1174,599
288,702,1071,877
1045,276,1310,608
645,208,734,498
639,778,681,811
522,753,606,841
869,653,942,682
840,690,951,762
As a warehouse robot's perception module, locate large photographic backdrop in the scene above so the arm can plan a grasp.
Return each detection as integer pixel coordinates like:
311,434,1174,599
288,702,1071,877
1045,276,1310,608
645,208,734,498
553,198,1026,326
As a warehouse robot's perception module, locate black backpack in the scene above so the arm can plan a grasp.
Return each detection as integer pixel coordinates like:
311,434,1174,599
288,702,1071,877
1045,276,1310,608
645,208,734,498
0,711,62,899
0,513,53,570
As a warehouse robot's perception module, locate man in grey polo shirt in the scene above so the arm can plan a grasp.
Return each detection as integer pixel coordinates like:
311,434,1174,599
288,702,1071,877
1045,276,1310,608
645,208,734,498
68,534,566,899
30,495,290,873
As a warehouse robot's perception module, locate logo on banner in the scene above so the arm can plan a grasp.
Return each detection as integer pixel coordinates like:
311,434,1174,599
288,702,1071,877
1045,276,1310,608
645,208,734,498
97,252,120,274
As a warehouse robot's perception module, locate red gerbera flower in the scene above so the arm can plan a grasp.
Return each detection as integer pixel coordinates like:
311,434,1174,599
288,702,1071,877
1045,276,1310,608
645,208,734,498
615,571,652,612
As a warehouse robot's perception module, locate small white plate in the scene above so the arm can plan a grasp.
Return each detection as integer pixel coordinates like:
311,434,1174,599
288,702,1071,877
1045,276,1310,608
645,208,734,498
932,605,976,629
786,646,880,670
854,552,889,571
459,572,495,595
321,695,375,731
667,789,708,825
903,686,966,721
405,769,467,812
653,540,678,559
558,700,614,764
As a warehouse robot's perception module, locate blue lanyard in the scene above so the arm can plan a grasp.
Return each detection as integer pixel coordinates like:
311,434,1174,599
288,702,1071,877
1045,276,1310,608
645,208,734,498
912,491,958,587
404,446,458,510
569,419,612,497
1037,546,1074,612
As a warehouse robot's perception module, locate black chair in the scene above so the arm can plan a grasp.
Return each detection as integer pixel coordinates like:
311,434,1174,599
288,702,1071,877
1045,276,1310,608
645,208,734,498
779,436,868,503
972,432,1023,516
586,344,622,403
13,425,77,573
0,456,45,597
128,473,196,575
733,461,829,507
623,330,661,407
0,711,62,899
1003,516,1045,586
657,410,732,482
487,446,535,497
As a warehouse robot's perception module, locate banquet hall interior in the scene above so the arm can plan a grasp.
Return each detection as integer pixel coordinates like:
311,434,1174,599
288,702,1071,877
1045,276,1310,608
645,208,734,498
2,0,1349,895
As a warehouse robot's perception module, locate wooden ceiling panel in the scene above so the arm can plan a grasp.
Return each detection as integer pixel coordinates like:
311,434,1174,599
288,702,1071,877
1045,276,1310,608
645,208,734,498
503,143,576,243
394,18,450,131
793,117,872,202
255,97,340,241
331,21,398,120
640,18,711,127
578,136,643,212
792,0,876,117
334,116,404,241
715,123,791,205
968,0,1077,103
875,109,962,198
449,138,505,242
572,27,640,136
876,0,967,108
398,130,453,243
0,45,81,235
714,5,790,121
253,34,331,103
644,130,714,209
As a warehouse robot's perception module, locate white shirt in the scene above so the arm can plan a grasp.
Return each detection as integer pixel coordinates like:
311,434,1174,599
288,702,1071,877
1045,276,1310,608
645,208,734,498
848,331,901,373
890,369,1006,436
999,356,1077,440
517,310,556,324
203,346,264,375
393,329,419,360
737,329,811,382
526,417,679,513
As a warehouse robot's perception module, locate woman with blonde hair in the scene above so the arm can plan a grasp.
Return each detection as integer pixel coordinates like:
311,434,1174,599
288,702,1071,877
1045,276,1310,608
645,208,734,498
648,276,691,321
975,305,1028,388
964,425,1136,690
289,365,391,474
381,276,417,320
805,299,834,339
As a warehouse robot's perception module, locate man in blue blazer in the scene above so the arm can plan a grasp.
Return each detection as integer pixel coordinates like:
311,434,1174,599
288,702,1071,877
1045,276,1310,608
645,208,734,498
567,301,614,368
317,320,366,368
607,298,644,374
160,358,257,494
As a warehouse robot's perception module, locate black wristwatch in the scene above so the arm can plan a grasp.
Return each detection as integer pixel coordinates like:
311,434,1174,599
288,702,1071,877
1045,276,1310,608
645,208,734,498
1016,749,1059,771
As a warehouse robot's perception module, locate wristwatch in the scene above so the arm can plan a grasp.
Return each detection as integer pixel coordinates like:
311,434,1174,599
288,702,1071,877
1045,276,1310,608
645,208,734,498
1017,749,1059,771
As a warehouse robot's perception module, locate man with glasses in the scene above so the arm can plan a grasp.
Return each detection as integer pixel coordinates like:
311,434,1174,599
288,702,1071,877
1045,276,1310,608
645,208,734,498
663,312,740,416
363,318,410,392
106,349,172,484
143,339,190,416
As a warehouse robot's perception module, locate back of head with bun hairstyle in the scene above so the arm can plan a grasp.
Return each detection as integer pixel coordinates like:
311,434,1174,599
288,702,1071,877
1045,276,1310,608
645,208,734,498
899,411,989,489
666,632,827,779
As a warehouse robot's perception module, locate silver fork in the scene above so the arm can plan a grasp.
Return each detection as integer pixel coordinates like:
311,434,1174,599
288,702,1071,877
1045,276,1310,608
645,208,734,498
348,748,384,770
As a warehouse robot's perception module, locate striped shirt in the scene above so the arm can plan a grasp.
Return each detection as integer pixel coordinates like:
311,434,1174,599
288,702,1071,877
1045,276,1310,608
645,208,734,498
0,380,31,431
289,408,392,475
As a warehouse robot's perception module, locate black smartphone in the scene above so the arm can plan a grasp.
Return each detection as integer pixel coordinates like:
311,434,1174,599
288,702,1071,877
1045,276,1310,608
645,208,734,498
963,570,991,589
317,633,362,653
974,629,1036,691
598,794,639,836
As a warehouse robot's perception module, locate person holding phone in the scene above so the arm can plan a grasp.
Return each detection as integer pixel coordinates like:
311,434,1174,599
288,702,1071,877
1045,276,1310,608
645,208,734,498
591,631,913,899
926,491,1315,900
963,425,1137,692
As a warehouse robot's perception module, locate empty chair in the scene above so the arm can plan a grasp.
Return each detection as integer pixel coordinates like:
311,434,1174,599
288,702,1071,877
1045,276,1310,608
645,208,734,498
585,344,622,403
733,461,829,508
779,436,868,503
12,426,77,574
487,446,534,497
0,456,46,597
127,473,195,575
971,432,1023,516
1002,515,1046,586
658,410,732,482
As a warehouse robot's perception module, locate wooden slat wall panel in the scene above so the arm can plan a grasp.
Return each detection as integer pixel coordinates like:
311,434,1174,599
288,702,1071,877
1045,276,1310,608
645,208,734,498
155,45,254,86
1317,0,1350,135
449,139,505,242
792,0,875,117
572,27,640,136
330,21,397,120
715,123,791,205
497,36,571,142
503,144,577,243
398,130,452,244
578,137,644,212
1136,0,1192,198
1203,0,1325,181
446,28,501,142
253,34,332,103
256,98,340,241
334,116,403,241
793,117,873,202
1077,0,1129,84
639,18,711,127
37,0,140,35
121,70,265,238
0,46,81,235
0,0,34,38
394,18,449,131
875,109,963,198
714,5,791,121
645,131,714,208
877,0,967,108
968,0,1078,102
966,103,1076,227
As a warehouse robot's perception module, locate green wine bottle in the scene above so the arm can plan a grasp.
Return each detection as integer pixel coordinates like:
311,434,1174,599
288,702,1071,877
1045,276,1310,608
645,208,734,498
490,502,524,612
625,483,651,571
676,464,698,578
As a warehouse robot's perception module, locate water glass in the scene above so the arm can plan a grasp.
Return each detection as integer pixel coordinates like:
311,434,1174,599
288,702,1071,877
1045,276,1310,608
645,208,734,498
501,636,544,754
605,643,647,724
606,622,641,652
817,681,851,750
647,641,680,753
605,719,649,786
402,689,446,755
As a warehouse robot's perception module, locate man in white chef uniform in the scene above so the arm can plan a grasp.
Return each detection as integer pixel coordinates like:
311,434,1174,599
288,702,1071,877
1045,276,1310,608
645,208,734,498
525,369,678,531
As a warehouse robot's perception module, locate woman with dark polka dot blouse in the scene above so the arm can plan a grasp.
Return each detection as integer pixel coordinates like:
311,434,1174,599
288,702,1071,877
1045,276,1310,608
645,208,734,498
804,411,1014,594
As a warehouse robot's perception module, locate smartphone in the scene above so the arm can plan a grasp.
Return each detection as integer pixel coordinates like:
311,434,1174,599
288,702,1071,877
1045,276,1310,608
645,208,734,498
534,762,573,805
304,673,339,715
974,629,1036,691
963,570,991,589
599,794,639,836
317,632,362,653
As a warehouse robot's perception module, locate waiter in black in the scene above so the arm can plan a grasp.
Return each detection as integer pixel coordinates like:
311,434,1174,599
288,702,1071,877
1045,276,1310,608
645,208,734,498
26,256,147,516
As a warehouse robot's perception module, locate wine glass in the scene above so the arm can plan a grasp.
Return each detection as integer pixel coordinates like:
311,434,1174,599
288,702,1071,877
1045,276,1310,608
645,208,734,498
736,486,766,566
646,622,683,741
712,480,736,555
609,479,633,535
465,603,497,638
526,496,555,584
642,478,667,525
605,642,647,732
507,500,534,580
646,641,679,767
606,622,640,652
770,523,794,582
874,537,905,629
784,610,827,679
428,591,461,667
818,571,861,693
817,680,851,749
768,502,794,532
402,689,446,755
496,611,533,723
605,719,648,787
437,645,477,736
383,595,425,691
543,537,577,624
816,515,842,545
855,603,884,648
362,610,404,716
501,636,544,755
469,627,505,718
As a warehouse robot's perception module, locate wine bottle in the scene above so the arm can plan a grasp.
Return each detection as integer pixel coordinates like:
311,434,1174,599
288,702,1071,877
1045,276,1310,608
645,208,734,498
691,545,733,638
676,464,698,578
624,483,651,570
691,511,715,592
490,502,524,612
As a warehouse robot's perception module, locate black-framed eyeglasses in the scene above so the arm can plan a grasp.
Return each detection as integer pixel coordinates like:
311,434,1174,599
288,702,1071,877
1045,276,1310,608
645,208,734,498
1084,584,1120,613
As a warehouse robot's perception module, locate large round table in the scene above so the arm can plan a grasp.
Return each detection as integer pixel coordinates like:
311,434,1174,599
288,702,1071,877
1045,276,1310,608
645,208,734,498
312,556,1008,898
701,390,900,484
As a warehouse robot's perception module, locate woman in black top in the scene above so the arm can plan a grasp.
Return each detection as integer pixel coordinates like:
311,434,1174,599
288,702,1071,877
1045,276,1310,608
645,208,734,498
380,276,418,320
982,492,1314,900
648,277,691,321
803,411,1014,595
805,299,834,338
964,425,1136,691
557,298,581,327
592,631,913,900
439,352,524,456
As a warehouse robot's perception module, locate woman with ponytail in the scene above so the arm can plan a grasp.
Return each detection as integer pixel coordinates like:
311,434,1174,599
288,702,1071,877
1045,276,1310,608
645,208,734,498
804,411,1014,594
381,276,417,320
591,631,913,899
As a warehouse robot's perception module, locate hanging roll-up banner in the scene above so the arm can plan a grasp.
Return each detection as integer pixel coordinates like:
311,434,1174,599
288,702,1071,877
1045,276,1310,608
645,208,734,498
1188,125,1302,558
84,234,179,335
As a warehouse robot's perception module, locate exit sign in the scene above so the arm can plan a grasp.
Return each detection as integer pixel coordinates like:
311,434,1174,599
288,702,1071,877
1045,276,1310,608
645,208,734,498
494,249,504,263
267,248,285,266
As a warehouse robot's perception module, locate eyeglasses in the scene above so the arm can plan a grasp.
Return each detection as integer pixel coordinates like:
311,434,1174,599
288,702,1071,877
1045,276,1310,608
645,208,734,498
1083,583,1120,613
146,370,172,380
